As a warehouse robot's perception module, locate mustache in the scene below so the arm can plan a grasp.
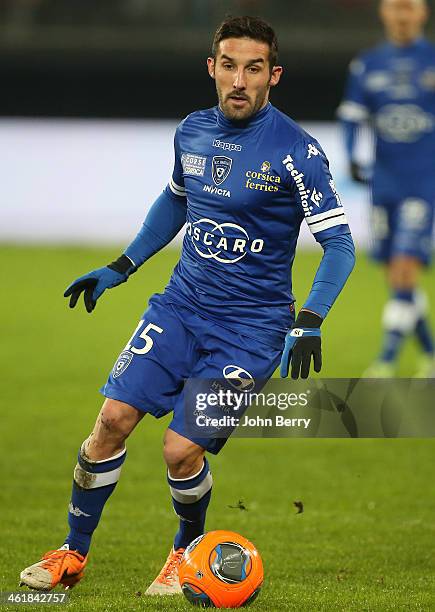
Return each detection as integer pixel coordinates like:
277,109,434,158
226,92,250,101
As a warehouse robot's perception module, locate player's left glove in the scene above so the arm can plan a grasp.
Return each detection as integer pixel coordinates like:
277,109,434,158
280,311,322,379
350,161,369,185
64,255,136,313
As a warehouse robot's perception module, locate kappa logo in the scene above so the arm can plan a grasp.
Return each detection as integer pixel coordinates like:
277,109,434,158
186,218,264,264
212,156,233,186
213,139,242,152
69,503,91,518
112,350,133,379
310,187,323,207
307,144,320,159
223,365,255,393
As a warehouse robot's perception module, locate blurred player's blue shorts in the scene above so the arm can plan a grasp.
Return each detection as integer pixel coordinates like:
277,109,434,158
101,292,283,454
371,194,435,265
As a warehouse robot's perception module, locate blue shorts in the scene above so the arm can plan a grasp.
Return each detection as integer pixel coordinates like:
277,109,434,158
371,196,434,265
101,293,283,454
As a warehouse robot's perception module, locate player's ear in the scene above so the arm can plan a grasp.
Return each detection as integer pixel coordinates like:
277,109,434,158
421,1,430,25
379,0,388,25
207,57,216,79
269,65,283,88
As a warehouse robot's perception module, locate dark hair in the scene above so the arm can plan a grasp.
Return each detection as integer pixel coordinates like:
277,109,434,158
212,16,279,69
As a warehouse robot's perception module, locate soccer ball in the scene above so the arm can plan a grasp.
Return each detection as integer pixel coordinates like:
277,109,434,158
178,530,263,608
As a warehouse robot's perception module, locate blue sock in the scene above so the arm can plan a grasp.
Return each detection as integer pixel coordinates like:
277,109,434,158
168,458,212,550
413,291,434,355
415,317,434,355
380,290,415,363
381,330,405,363
64,442,127,556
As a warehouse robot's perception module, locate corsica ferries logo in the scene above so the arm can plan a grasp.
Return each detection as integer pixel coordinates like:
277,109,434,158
245,161,281,192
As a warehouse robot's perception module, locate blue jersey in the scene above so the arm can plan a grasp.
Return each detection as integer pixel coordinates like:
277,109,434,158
161,103,350,348
338,38,435,199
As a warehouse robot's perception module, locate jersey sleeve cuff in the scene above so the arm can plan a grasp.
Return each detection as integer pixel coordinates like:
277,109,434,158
337,100,369,122
306,208,349,235
169,177,186,198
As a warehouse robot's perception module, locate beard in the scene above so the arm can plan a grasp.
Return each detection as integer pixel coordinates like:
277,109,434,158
216,84,269,122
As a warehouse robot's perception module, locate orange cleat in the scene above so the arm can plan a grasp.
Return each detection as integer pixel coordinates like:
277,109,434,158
145,547,185,595
20,546,88,591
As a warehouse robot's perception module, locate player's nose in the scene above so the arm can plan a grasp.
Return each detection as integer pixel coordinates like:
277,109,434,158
232,68,247,90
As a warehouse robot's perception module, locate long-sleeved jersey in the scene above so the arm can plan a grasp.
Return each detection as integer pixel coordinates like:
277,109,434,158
153,103,352,348
338,38,435,200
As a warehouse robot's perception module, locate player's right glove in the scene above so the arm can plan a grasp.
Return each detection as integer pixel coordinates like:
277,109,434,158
280,311,322,379
350,161,369,185
64,254,136,313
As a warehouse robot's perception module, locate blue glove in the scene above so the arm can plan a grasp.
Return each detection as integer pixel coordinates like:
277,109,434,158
64,255,136,313
280,311,322,379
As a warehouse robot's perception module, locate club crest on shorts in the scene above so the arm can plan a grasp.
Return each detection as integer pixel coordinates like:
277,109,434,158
212,156,233,186
112,350,133,379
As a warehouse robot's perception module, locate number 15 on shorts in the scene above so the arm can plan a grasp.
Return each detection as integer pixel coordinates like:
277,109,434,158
124,320,164,355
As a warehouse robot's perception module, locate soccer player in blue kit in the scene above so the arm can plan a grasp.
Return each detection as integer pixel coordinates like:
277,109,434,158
20,17,355,595
338,0,435,377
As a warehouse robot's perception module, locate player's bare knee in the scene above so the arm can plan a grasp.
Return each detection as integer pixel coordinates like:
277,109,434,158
164,449,201,479
389,256,421,290
85,400,143,460
388,260,404,288
99,399,142,437
401,266,419,289
163,438,205,479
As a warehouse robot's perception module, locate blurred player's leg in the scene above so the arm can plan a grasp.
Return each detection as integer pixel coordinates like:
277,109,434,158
380,257,434,376
366,198,435,377
20,399,143,590
145,430,209,595
384,256,420,362
367,256,434,377
413,289,435,376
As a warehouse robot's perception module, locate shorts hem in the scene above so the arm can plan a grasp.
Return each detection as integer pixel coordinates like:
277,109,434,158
371,249,431,266
100,385,169,418
168,421,228,455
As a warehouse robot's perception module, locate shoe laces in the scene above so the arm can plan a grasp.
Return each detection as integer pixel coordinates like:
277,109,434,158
41,550,81,569
159,548,184,584
41,550,68,569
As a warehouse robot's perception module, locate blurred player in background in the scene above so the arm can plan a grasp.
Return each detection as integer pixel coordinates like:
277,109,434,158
338,0,435,377
20,16,354,596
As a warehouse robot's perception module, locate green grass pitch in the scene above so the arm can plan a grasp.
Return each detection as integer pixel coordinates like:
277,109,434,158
1,245,434,611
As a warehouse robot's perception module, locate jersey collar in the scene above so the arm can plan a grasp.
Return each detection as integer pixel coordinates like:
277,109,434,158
386,36,427,53
216,102,272,130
